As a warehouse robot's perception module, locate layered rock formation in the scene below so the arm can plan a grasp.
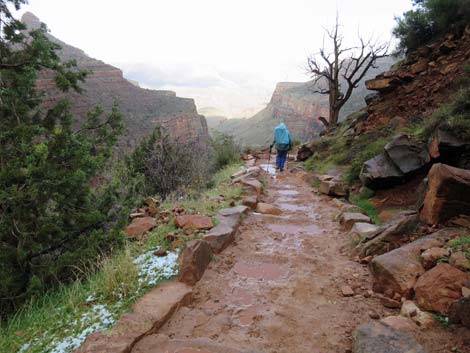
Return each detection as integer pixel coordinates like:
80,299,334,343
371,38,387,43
22,12,209,153
210,57,395,147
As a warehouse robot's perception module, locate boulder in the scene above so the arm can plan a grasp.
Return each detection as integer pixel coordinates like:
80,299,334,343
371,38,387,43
380,316,418,333
242,196,258,209
240,178,263,196
178,240,213,285
124,217,156,238
384,134,430,175
256,203,282,215
449,250,470,271
410,58,429,74
353,322,427,353
420,247,450,269
218,205,249,217
319,180,349,197
449,296,470,328
428,128,470,160
365,77,400,92
349,223,380,242
414,263,469,315
360,153,404,189
370,228,462,298
202,224,235,254
357,212,419,257
400,300,436,328
420,164,470,225
340,212,372,231
175,215,213,229
296,144,314,161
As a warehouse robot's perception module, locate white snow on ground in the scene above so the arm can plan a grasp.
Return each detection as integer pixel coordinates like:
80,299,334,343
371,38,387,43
17,250,178,353
133,249,179,287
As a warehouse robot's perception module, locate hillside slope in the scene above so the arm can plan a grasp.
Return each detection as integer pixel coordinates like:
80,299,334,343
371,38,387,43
23,12,209,154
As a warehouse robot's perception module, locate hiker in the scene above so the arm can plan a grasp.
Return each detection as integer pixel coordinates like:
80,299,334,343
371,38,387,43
270,122,292,172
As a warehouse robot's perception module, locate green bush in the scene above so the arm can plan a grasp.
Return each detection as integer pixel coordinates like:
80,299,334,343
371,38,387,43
394,0,470,53
211,133,241,171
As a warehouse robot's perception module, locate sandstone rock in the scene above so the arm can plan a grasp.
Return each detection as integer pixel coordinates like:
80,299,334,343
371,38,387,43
370,228,462,298
130,212,146,219
340,213,372,231
349,223,380,242
178,240,213,285
380,316,418,333
296,144,314,161
175,215,213,229
144,197,160,216
410,58,429,75
414,263,469,315
153,249,168,257
319,180,349,197
428,128,470,160
256,203,282,215
360,153,404,189
463,287,470,297
341,285,355,297
365,77,399,92
74,281,192,353
242,196,258,209
353,322,426,353
124,216,156,238
241,178,263,196
420,164,470,225
218,205,249,217
379,296,401,309
358,212,419,257
449,297,470,328
384,134,430,175
401,300,419,318
378,209,403,223
202,224,235,254
449,250,470,271
420,247,450,269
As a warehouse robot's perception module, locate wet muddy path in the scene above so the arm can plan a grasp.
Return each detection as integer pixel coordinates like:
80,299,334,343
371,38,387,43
133,171,394,353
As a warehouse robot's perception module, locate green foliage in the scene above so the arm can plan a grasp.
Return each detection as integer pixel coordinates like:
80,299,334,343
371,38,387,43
211,132,241,171
432,312,450,327
0,2,124,316
419,69,470,141
450,235,470,260
394,0,470,53
304,123,392,184
350,198,381,224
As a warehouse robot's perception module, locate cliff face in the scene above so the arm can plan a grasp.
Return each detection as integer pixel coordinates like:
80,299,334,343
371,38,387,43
22,12,209,153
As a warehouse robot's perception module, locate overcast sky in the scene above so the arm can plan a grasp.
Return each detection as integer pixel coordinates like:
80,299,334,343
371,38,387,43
19,0,413,118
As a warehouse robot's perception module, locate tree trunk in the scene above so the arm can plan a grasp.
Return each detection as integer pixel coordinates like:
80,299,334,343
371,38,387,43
329,107,340,127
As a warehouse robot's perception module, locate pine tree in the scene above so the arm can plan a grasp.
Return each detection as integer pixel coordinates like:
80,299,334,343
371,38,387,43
0,0,123,315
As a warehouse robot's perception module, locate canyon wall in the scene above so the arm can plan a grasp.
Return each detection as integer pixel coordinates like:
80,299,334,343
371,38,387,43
23,12,209,153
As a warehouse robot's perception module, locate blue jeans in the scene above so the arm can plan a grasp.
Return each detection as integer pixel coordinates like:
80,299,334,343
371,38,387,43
276,150,288,169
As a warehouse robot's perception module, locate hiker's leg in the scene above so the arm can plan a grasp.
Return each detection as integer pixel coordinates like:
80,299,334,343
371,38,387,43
280,151,287,170
276,152,281,168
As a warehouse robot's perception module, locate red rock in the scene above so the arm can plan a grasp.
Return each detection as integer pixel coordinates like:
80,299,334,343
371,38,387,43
256,203,282,215
420,164,470,225
449,250,470,271
414,263,469,315
178,240,213,285
341,285,355,297
420,247,450,269
242,196,258,209
241,178,263,196
74,281,192,353
175,215,213,229
153,249,168,257
380,316,418,333
123,217,156,237
379,295,401,309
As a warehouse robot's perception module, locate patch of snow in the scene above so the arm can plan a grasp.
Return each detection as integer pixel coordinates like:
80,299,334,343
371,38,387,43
260,164,276,174
133,249,178,287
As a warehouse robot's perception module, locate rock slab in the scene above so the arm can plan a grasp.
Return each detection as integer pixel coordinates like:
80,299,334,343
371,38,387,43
175,215,213,229
353,322,427,353
178,240,213,285
124,217,156,237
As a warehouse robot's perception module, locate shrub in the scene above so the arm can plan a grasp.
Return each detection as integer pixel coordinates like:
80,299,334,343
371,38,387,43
126,127,212,199
394,0,470,53
211,133,241,171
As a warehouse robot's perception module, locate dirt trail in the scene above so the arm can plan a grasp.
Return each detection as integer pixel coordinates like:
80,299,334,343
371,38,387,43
132,170,467,353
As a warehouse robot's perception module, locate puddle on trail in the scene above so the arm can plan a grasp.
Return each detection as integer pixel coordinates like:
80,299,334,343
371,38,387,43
260,164,276,174
267,223,321,234
233,261,286,280
277,189,299,196
278,203,310,212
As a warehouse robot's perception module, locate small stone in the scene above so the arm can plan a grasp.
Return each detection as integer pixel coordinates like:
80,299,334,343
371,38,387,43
256,203,282,215
341,285,355,297
153,249,167,257
463,287,470,297
369,311,380,320
380,296,401,309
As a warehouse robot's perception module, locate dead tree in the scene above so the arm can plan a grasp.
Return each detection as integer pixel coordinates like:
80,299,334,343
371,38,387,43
307,18,389,129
